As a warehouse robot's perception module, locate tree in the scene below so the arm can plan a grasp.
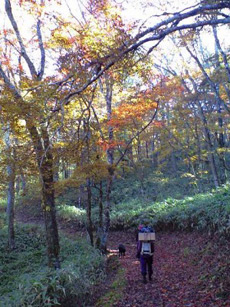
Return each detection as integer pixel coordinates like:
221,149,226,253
0,0,61,267
4,125,16,250
0,0,230,264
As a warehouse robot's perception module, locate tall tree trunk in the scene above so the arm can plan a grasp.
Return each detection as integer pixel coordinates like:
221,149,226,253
137,136,142,161
183,69,220,189
95,181,104,249
53,157,59,182
7,163,15,250
102,166,113,253
86,178,94,246
78,184,84,208
150,138,158,168
101,77,114,252
28,123,60,268
5,128,16,250
20,171,27,195
98,181,103,229
15,176,20,195
212,30,227,183
145,141,149,159
166,103,177,172
197,101,220,188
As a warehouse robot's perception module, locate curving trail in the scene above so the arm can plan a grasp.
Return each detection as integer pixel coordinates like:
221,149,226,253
15,210,230,307
107,231,230,307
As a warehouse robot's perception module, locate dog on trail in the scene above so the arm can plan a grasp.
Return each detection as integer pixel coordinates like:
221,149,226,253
118,244,126,257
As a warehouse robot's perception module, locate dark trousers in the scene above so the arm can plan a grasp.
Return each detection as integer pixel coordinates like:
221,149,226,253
140,255,153,277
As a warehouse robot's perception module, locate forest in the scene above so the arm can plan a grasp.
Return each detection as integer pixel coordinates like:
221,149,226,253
1,0,230,306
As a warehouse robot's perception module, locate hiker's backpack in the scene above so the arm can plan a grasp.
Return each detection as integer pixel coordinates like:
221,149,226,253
138,225,155,256
141,242,153,256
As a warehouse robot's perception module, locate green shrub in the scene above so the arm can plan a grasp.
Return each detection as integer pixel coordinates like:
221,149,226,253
109,184,230,237
56,205,86,227
0,224,106,307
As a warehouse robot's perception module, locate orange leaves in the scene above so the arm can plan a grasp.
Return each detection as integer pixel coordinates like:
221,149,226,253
153,120,164,128
1,57,11,67
19,0,36,6
108,90,158,131
98,139,125,151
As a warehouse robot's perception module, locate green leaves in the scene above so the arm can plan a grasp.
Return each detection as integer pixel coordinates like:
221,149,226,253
108,183,230,237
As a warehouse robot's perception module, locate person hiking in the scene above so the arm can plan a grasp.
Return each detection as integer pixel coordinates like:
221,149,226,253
136,225,155,284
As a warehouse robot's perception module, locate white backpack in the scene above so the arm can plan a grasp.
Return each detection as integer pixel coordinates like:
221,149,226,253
141,242,153,256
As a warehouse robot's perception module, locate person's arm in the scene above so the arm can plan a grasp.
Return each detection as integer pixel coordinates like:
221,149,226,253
151,242,155,253
136,241,142,258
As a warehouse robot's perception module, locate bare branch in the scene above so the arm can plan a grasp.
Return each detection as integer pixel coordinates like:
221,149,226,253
115,101,159,167
135,2,230,41
54,3,230,109
5,0,38,78
0,63,21,98
37,19,46,80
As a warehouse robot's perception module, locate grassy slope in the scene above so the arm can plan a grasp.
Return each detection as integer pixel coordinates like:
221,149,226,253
110,184,230,236
42,180,230,238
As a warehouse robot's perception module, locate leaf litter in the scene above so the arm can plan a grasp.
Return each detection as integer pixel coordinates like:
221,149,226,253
104,231,230,307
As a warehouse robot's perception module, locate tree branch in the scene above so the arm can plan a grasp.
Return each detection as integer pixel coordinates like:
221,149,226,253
5,0,38,78
115,101,159,167
37,19,46,80
55,11,230,109
0,63,21,98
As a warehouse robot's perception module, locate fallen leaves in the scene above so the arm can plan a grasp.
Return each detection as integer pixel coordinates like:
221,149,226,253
106,231,230,307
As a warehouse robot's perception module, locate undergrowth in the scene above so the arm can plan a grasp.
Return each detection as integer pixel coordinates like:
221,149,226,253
0,224,106,307
109,184,230,237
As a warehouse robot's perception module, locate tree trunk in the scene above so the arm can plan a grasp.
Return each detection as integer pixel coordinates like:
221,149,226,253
101,166,113,253
41,158,60,268
150,138,158,168
145,141,149,159
78,184,85,208
99,76,114,253
197,101,220,188
95,181,105,250
86,178,94,246
53,157,59,182
183,68,220,189
5,127,16,250
212,31,227,183
28,123,60,268
21,172,27,195
15,176,20,195
7,162,15,250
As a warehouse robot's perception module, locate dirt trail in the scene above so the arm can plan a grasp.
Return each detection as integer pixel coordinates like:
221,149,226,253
15,211,230,306
107,231,230,307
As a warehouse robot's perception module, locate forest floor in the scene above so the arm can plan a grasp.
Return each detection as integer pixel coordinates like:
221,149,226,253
99,231,230,307
15,210,230,307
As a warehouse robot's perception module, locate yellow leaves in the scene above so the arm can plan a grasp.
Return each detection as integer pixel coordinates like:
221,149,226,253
217,148,230,153
53,141,68,148
55,160,109,194
49,31,75,49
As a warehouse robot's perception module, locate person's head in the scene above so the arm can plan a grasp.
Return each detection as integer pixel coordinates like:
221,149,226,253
138,224,144,230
